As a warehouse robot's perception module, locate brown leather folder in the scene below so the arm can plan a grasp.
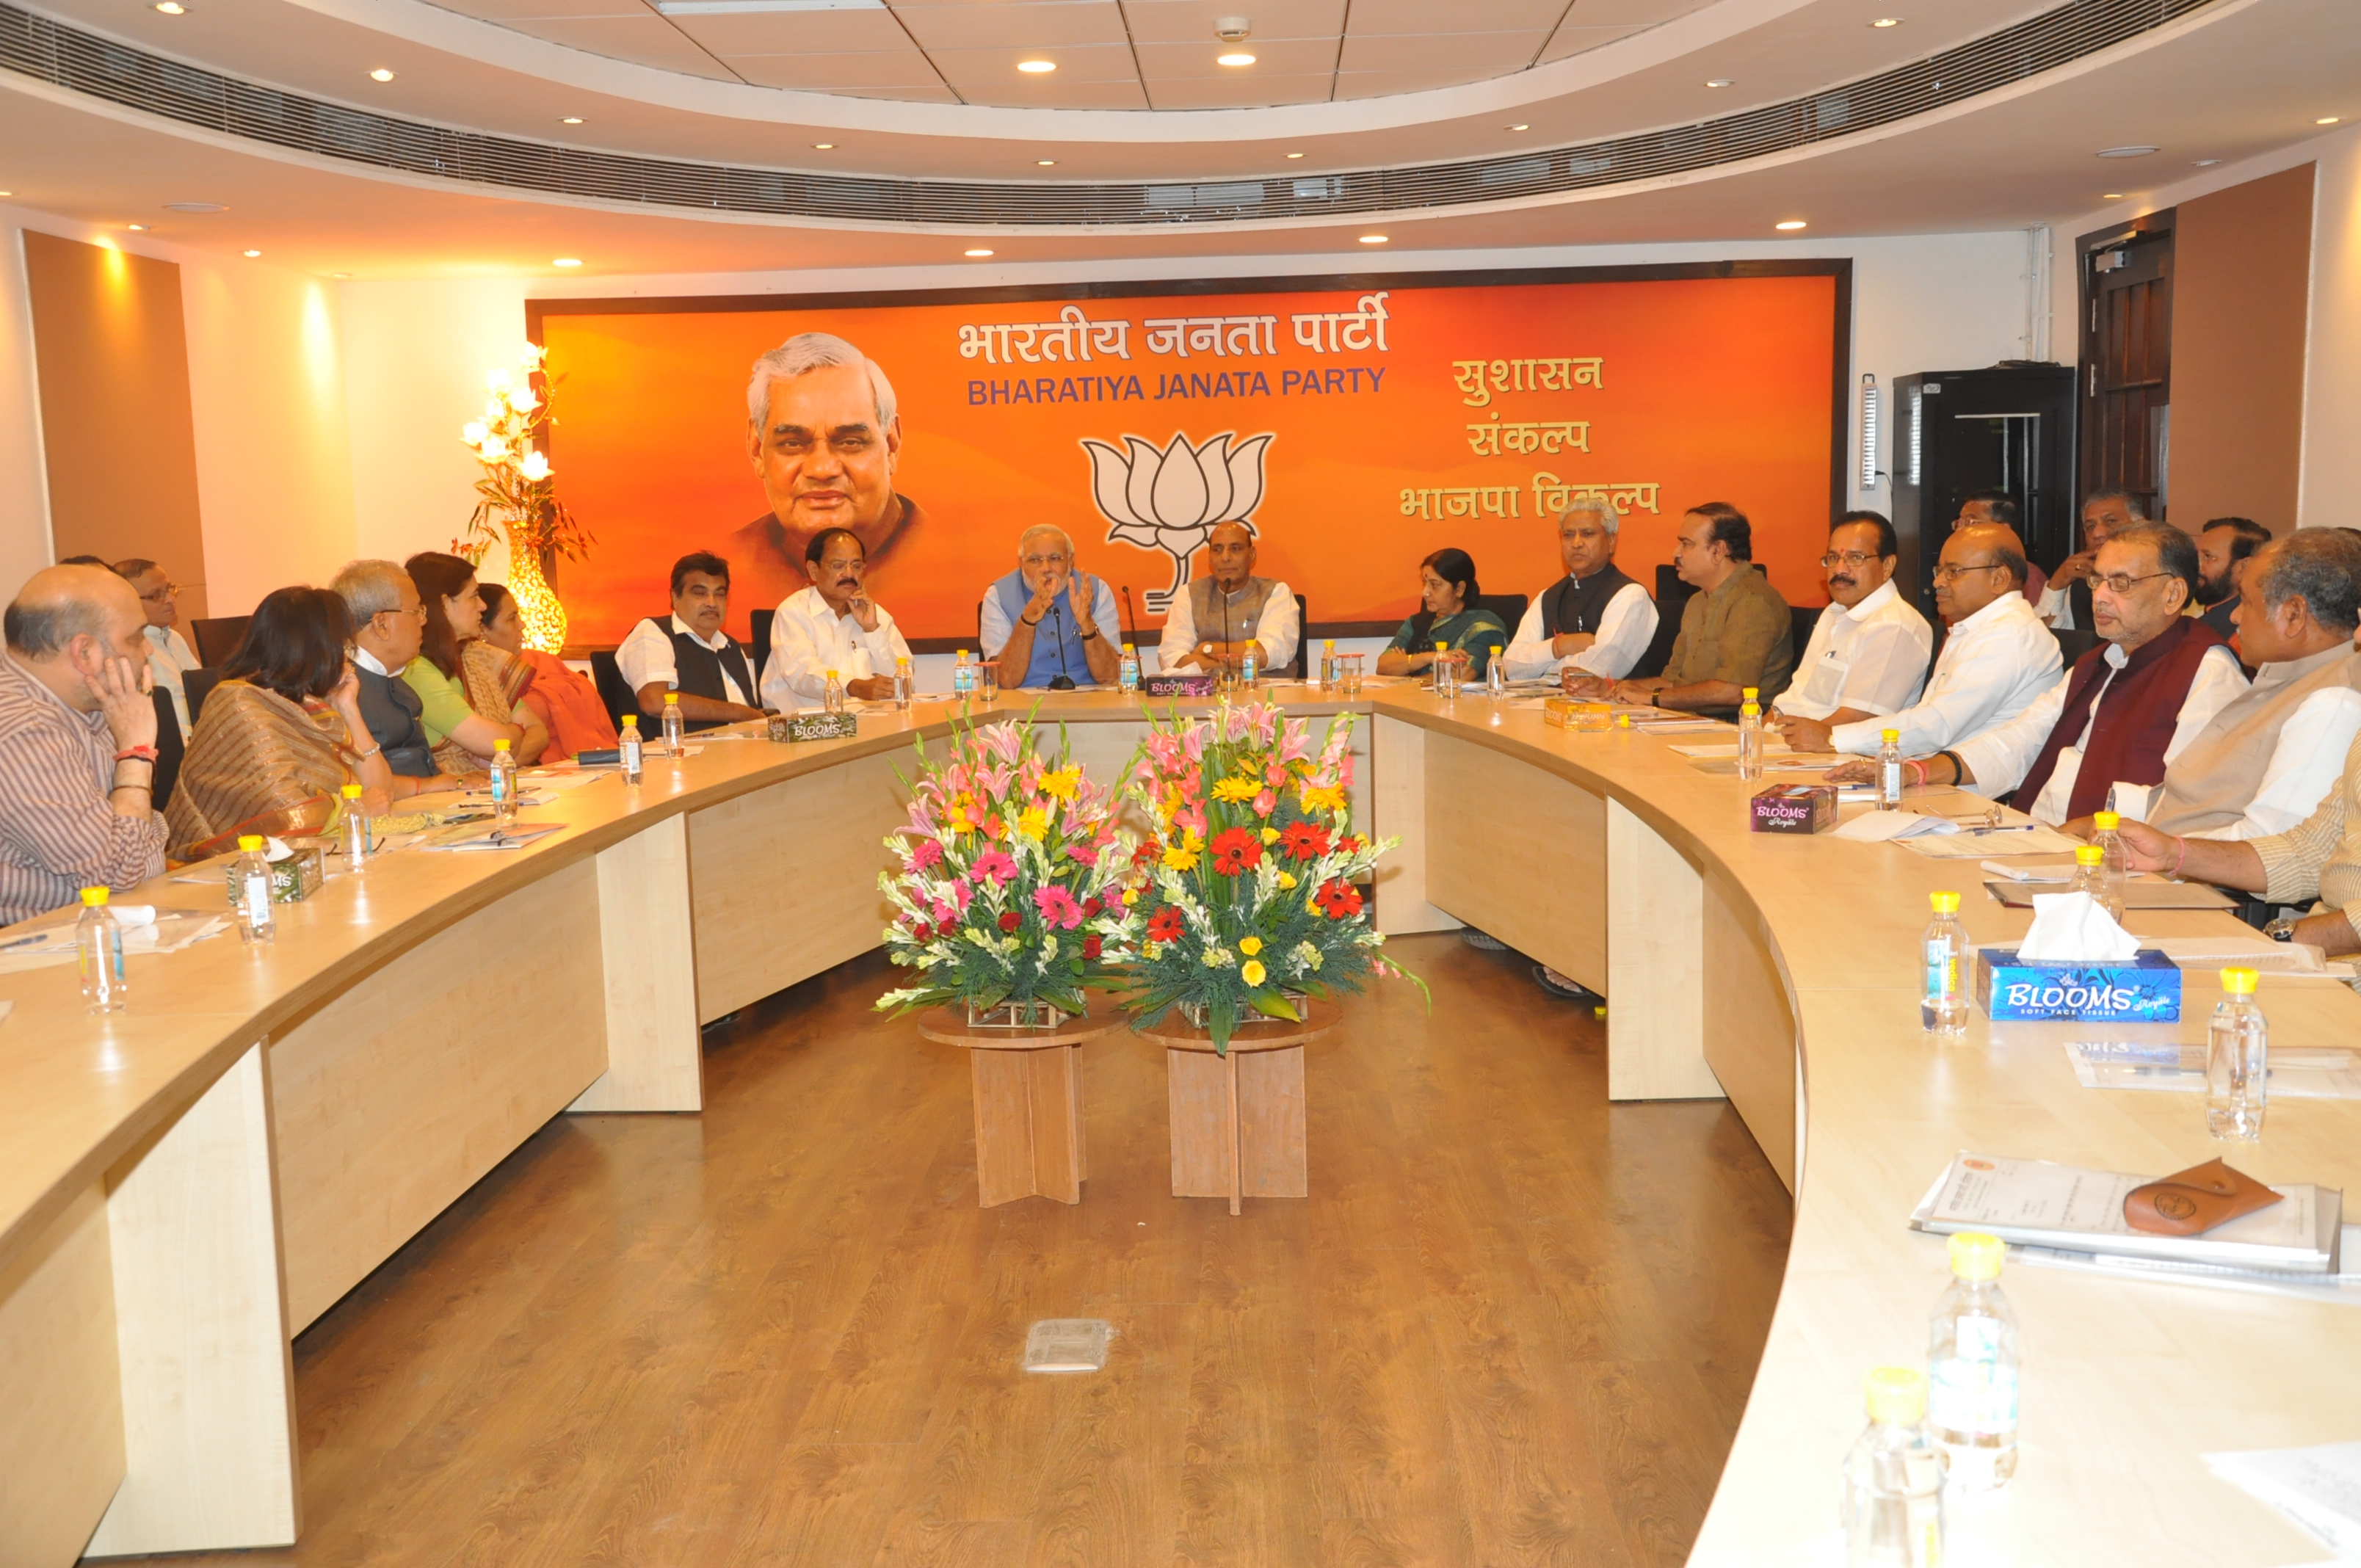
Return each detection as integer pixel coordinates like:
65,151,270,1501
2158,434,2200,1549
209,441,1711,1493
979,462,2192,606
2122,1158,2284,1235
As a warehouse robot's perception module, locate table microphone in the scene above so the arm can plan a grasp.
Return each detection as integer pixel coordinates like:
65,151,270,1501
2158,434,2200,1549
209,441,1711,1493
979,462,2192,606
1047,600,1077,690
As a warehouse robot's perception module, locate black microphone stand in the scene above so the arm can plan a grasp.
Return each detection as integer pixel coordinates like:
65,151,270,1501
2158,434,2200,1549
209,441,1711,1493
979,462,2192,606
1047,597,1077,690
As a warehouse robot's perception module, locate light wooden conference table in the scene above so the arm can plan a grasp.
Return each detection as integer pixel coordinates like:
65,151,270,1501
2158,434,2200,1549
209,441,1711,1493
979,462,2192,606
1,683,2354,1565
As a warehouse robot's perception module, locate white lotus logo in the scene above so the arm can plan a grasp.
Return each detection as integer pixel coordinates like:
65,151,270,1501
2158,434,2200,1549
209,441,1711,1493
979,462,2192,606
1081,430,1272,611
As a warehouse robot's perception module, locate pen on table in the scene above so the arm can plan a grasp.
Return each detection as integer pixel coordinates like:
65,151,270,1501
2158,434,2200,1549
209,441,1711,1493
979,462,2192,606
0,932,51,951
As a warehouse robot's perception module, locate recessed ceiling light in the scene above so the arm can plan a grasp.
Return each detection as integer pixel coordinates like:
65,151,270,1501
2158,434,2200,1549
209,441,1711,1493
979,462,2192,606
965,247,995,257
561,116,584,125
0,191,15,198
1217,51,1255,65
1016,58,1055,73
1506,123,1528,131
2097,145,2157,158
127,223,147,231
2192,158,2222,167
2319,116,2343,126
1036,159,1056,166
242,249,261,257
1870,15,1900,26
1774,219,1807,231
153,1,185,12
813,142,834,149
2102,192,2124,200
332,272,351,279
368,68,395,82
552,257,582,267
1705,78,1732,87
1358,233,1388,244
1285,151,1304,159
164,200,225,212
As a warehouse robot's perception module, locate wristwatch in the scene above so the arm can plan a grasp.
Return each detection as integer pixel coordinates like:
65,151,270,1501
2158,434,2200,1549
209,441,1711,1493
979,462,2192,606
2263,915,2298,943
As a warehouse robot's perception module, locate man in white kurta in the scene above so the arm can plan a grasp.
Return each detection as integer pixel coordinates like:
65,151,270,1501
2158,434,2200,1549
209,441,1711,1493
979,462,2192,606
761,526,912,708
1770,513,1932,737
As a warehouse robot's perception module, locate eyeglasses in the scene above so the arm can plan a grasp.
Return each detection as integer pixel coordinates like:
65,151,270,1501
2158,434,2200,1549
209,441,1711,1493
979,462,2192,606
1932,562,2006,584
139,582,179,602
374,605,428,623
2093,570,2176,595
1818,551,1882,570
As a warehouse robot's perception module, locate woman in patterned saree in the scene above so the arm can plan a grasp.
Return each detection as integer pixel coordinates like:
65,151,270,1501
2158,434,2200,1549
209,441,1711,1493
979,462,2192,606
166,587,423,858
402,551,548,770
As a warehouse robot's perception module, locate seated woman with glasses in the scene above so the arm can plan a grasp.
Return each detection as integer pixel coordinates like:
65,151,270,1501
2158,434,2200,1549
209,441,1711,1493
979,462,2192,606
479,582,617,762
402,552,548,769
1375,548,1510,681
167,587,417,857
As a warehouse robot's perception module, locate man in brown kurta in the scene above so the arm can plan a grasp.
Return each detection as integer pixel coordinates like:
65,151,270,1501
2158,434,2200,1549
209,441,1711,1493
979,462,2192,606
1567,501,1794,715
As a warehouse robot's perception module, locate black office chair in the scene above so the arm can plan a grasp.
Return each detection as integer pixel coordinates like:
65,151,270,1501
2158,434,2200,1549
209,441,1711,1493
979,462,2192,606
590,651,635,732
1632,567,1694,680
1790,605,1823,669
2051,626,2100,668
189,615,250,667
1286,594,1308,679
149,688,183,812
1473,593,1529,636
750,609,775,686
184,667,225,727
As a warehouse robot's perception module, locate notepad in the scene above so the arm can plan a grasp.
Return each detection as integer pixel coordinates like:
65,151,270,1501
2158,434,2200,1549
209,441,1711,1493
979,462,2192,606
418,821,567,852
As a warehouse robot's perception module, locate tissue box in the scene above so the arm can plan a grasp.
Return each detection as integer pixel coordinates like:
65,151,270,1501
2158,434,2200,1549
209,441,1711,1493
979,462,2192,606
769,711,858,742
1542,698,1614,731
1143,672,1217,697
223,846,324,905
1975,948,2182,1023
1750,784,1836,834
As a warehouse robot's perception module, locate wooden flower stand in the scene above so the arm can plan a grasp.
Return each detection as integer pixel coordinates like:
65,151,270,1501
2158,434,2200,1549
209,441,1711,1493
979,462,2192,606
1136,999,1341,1215
915,1008,1121,1208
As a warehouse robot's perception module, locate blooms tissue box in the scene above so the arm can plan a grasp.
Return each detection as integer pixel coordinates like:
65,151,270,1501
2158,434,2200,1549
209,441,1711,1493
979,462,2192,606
222,846,324,904
1749,783,1836,834
1541,697,1613,730
1143,672,1217,697
769,711,858,742
1974,948,2181,1023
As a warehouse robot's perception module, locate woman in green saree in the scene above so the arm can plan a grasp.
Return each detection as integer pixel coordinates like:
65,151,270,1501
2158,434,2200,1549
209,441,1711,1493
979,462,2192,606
1377,548,1509,680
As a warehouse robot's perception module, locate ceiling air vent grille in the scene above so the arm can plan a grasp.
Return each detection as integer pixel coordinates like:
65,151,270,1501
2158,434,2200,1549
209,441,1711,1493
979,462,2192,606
0,0,2216,227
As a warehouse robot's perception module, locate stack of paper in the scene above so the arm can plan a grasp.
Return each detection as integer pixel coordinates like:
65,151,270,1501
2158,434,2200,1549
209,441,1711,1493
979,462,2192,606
2204,1441,2361,1554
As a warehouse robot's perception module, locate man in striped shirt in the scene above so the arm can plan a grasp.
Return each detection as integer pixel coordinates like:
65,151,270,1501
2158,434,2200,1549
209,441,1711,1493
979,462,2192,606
0,565,170,926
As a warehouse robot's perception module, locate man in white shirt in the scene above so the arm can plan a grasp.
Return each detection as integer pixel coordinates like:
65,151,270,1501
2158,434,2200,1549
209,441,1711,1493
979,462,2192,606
2034,488,2144,630
1813,524,2061,760
1159,520,1299,676
1879,523,2246,825
1769,512,1932,745
1500,496,1657,683
110,558,200,736
616,551,766,727
2118,531,2361,842
761,526,912,708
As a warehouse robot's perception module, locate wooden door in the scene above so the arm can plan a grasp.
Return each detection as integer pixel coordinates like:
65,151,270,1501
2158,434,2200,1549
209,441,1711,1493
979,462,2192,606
2077,216,2175,517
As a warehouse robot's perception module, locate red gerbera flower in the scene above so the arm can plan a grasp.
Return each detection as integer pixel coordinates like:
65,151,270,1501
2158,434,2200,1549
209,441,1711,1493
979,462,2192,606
1147,907,1185,943
1316,879,1364,919
1210,826,1263,876
911,921,932,942
1083,934,1103,959
1280,820,1332,863
998,910,1023,933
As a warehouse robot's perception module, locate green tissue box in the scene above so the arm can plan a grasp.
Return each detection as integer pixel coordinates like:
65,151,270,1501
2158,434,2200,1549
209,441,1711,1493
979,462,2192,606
224,846,324,904
769,711,858,742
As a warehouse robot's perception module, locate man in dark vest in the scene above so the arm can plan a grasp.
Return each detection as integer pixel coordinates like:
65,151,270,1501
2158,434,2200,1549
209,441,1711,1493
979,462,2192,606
1902,522,2249,824
1158,520,1300,676
982,526,1120,689
331,558,448,781
1501,496,1658,682
614,551,766,730
2036,488,2144,631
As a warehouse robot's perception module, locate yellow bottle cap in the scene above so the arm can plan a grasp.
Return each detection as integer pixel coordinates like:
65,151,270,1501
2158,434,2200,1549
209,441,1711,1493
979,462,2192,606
2094,810,2119,830
494,738,511,751
663,692,678,705
622,714,639,727
2075,844,2103,865
341,783,362,799
1882,728,1899,742
1864,1365,1927,1424
1930,890,1959,913
81,886,109,907
1949,1230,2005,1282
2221,966,2260,995
957,649,970,657
1123,642,1135,653
1324,638,1335,648
1742,686,1758,700
826,669,839,678
237,835,264,852
1435,641,1448,652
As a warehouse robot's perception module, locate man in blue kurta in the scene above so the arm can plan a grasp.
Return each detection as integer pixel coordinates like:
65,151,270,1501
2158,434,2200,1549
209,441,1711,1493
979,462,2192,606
981,526,1123,689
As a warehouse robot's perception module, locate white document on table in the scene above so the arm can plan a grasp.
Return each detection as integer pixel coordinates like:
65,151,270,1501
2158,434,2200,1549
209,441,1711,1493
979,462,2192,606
2204,1442,2361,1558
1910,1153,2338,1271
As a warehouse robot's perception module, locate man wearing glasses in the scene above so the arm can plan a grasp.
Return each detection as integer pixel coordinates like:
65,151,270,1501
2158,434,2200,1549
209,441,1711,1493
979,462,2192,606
1768,512,1932,743
1860,522,2246,824
1802,524,2060,761
110,559,198,736
982,526,1120,690
331,559,449,782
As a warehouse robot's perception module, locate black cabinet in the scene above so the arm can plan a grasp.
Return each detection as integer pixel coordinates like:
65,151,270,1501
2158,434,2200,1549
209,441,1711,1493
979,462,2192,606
1888,364,2077,617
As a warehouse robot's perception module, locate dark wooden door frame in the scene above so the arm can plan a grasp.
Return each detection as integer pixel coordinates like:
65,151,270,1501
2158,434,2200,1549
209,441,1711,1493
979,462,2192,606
2075,208,2176,519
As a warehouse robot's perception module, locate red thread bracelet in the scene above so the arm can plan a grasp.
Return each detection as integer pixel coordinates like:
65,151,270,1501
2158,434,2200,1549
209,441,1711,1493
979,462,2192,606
1904,760,1927,786
2172,836,2188,877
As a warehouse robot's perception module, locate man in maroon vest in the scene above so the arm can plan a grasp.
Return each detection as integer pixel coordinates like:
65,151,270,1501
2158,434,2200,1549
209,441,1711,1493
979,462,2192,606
1890,522,2248,824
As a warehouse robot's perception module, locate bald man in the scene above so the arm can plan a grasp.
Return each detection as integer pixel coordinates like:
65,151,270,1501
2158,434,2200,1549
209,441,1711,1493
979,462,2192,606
981,525,1121,689
1159,521,1301,676
0,565,169,924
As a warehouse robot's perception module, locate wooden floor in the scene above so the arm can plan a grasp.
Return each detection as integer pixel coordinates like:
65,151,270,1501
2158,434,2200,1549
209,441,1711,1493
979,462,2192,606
98,934,1791,1568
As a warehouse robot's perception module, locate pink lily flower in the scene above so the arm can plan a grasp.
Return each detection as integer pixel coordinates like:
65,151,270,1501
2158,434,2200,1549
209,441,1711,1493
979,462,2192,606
1252,789,1277,818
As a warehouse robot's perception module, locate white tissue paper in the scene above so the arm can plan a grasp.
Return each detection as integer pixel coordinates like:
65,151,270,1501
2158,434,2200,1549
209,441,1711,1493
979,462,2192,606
2017,890,2139,962
264,836,295,863
109,904,157,928
1830,810,1957,843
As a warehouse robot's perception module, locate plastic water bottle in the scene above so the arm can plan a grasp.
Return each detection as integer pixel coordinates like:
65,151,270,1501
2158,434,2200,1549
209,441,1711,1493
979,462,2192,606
893,656,913,711
824,669,846,714
952,648,975,699
619,714,644,784
1926,1231,2020,1490
232,834,276,947
2092,809,2129,910
1841,1366,1944,1567
2208,966,2268,1141
1736,689,1763,781
1921,890,1969,1039
1433,641,1455,698
661,692,686,757
2067,843,2122,923
1240,643,1259,689
76,886,127,1012
341,781,369,869
1878,728,1904,809
488,738,518,822
1486,652,1507,699
1320,638,1336,689
1119,642,1140,692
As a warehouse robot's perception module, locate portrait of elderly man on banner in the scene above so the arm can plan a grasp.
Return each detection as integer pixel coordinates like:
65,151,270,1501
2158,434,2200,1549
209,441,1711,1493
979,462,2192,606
725,332,933,616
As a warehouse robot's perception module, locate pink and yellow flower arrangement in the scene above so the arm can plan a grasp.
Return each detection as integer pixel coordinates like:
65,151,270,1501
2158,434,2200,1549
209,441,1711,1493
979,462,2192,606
1115,700,1417,1051
876,714,1135,1022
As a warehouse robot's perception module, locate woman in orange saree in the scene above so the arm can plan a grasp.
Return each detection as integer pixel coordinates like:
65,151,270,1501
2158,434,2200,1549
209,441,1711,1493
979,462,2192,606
479,583,619,763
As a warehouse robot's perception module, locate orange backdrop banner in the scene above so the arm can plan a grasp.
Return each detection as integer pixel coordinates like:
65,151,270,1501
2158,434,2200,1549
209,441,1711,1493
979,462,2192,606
533,264,1846,647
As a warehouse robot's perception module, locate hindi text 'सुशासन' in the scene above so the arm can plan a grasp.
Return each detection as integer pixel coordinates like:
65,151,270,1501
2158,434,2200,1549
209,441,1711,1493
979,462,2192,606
955,292,1390,366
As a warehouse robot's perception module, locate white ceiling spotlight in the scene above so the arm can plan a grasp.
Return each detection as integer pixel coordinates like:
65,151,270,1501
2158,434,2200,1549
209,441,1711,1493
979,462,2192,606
2096,145,2158,158
152,2,186,13
1016,58,1055,73
1870,16,1900,26
552,257,582,266
1215,16,1254,65
561,116,584,125
1705,78,1733,87
368,68,395,82
1775,219,1807,231
1358,233,1388,244
964,247,995,257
